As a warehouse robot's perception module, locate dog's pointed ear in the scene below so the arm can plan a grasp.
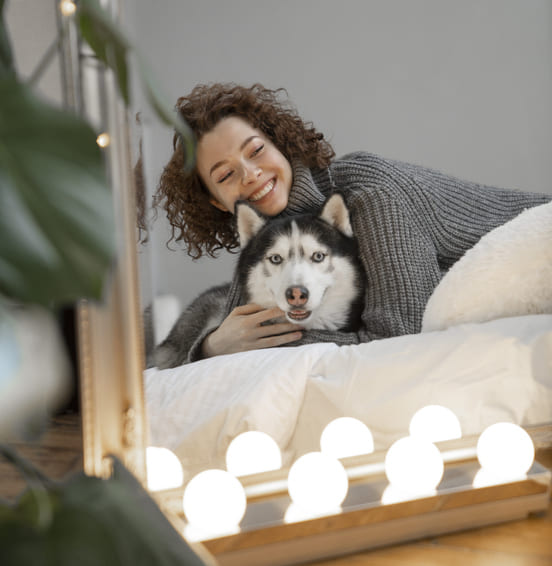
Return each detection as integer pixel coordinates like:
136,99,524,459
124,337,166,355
236,202,266,247
320,193,353,237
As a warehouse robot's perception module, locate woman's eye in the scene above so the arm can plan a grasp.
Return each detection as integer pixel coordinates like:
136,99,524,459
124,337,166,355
268,254,283,265
218,171,233,183
312,251,326,263
251,144,264,157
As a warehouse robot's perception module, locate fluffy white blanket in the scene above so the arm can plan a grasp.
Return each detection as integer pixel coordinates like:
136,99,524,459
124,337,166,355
422,201,552,331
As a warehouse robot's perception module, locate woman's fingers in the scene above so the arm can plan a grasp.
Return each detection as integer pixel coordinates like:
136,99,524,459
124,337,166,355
256,329,304,349
201,303,303,357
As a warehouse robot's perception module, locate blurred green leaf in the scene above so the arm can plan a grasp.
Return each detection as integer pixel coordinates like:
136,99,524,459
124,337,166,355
77,0,195,168
0,0,15,78
0,77,115,307
78,0,130,104
0,458,208,566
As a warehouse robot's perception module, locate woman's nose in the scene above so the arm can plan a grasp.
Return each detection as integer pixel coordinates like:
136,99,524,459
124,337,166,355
242,163,261,184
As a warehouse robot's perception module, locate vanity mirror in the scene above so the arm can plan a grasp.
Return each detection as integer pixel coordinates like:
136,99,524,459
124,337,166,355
74,0,552,564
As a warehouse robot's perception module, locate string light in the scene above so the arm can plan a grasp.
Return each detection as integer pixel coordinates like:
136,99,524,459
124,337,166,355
96,132,111,148
59,0,76,17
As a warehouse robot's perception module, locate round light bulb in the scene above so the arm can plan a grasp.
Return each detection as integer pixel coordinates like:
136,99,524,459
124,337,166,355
476,422,534,480
287,452,349,512
320,417,374,459
409,405,462,443
226,431,282,476
146,446,184,491
96,132,111,148
59,0,76,17
183,469,246,531
385,436,444,495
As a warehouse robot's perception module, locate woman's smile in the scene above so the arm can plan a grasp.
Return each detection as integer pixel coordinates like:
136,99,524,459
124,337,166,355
248,178,275,202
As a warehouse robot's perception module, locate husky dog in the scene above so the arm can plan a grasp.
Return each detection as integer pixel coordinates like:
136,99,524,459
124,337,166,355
153,193,364,369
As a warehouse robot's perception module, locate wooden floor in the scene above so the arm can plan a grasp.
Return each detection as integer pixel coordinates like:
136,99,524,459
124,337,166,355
1,414,551,565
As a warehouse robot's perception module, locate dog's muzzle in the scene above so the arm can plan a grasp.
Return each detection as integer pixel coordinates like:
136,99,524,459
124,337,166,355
285,285,311,322
287,309,311,322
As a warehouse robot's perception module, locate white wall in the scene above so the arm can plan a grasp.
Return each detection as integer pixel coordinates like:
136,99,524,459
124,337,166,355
130,0,552,308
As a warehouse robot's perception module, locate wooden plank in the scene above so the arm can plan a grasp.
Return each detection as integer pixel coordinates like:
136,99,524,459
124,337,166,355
0,414,82,501
208,490,550,566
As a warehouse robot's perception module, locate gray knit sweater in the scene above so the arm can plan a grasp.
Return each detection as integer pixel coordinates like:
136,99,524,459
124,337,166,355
189,152,550,361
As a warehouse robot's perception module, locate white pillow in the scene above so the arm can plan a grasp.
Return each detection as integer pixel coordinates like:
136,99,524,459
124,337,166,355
422,201,552,332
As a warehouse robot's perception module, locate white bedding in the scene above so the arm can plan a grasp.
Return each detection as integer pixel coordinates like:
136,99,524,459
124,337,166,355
145,314,552,477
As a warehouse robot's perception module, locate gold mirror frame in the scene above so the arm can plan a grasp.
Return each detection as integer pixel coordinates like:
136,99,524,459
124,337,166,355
72,3,552,565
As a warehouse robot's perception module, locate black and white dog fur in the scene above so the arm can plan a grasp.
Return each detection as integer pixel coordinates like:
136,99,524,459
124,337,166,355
152,193,364,369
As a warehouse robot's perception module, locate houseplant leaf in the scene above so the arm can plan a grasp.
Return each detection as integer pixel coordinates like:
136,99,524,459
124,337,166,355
77,0,131,104
0,77,115,307
0,0,15,78
0,456,209,566
77,0,195,168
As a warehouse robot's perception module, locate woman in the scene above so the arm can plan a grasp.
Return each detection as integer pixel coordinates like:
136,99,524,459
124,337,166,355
154,83,550,363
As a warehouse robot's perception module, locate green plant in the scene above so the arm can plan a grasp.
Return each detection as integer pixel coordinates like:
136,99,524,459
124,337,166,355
0,0,193,309
0,2,203,563
0,448,208,566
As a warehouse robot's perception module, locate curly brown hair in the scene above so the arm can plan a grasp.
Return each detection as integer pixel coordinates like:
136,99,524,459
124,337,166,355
153,83,335,259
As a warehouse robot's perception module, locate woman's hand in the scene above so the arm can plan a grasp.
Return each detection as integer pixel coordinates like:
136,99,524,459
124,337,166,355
201,303,303,358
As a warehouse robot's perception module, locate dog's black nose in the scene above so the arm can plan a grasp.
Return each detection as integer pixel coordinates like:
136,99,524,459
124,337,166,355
286,286,309,306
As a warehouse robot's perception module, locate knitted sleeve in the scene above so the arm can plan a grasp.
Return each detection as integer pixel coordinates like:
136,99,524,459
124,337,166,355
291,185,440,347
207,152,551,352
293,152,551,347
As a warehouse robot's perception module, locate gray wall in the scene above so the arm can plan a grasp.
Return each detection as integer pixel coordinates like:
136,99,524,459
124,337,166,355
6,1,62,105
130,0,552,308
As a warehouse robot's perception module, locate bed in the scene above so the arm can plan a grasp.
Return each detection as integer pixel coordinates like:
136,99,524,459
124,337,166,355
144,201,552,477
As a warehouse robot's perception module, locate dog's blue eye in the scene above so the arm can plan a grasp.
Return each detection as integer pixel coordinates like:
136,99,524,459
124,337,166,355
312,252,326,263
268,254,283,265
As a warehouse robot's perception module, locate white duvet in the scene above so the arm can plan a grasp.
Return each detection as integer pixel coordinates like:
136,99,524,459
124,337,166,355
145,314,552,476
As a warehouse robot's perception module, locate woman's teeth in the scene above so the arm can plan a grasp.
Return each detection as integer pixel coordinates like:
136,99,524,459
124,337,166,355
249,179,275,202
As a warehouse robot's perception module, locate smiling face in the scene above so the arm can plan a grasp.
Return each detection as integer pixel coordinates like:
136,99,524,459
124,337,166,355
196,116,293,217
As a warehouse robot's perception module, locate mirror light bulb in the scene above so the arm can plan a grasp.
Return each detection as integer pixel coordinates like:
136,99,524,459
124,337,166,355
183,469,246,532
287,452,349,513
384,436,444,495
320,417,374,459
476,422,534,483
146,446,184,491
226,431,282,476
409,405,462,443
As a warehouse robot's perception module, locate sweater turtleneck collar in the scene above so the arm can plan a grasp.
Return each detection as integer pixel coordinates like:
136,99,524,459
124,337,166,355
277,161,334,217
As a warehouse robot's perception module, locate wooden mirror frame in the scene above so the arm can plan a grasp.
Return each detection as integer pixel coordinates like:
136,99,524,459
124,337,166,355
72,3,552,565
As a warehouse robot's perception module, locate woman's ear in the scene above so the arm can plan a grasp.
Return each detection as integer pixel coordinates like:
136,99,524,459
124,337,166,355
209,197,230,213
